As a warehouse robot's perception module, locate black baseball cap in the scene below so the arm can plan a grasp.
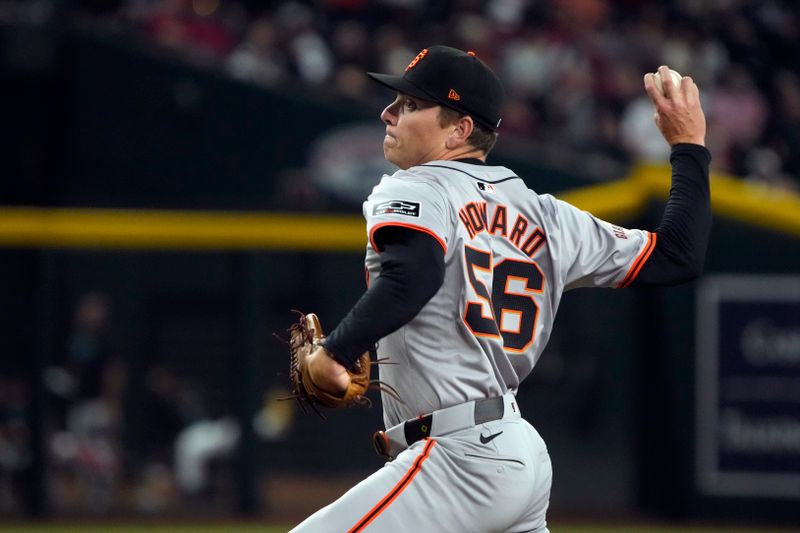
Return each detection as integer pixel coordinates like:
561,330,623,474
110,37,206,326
367,45,505,131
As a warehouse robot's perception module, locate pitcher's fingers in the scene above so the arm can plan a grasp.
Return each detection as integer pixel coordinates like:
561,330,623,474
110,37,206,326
659,65,680,99
683,76,700,101
644,72,666,106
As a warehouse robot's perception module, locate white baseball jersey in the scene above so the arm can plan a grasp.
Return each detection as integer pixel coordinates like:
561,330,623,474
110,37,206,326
363,160,655,428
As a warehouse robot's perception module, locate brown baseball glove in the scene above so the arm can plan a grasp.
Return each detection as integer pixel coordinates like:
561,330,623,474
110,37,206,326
283,311,399,416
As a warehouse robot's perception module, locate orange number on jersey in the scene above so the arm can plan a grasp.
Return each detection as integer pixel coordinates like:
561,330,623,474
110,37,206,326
463,246,544,352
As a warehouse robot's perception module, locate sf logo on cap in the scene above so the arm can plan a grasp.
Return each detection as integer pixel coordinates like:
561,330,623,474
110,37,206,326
405,48,428,71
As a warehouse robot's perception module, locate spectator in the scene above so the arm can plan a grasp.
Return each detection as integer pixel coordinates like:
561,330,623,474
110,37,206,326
0,377,31,514
105,0,800,187
46,291,127,512
707,64,768,172
141,0,235,61
226,16,287,86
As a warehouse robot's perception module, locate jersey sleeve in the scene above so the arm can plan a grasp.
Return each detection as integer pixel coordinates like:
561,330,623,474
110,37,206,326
540,194,656,290
363,172,449,253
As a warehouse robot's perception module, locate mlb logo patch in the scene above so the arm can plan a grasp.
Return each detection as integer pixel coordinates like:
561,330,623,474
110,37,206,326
477,182,496,193
373,200,421,217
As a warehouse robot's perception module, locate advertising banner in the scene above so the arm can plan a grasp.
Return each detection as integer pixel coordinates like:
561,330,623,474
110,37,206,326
696,275,800,498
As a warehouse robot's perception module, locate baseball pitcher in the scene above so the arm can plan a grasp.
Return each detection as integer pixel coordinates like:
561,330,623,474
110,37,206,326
288,46,710,532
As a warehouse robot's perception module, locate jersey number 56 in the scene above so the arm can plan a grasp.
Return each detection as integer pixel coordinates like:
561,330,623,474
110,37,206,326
463,245,544,353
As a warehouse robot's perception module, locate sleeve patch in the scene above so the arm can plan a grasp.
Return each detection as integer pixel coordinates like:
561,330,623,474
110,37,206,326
372,200,420,217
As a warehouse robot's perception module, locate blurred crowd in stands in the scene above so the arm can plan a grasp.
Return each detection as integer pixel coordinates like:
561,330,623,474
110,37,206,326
0,287,292,515
92,0,800,190
2,0,799,188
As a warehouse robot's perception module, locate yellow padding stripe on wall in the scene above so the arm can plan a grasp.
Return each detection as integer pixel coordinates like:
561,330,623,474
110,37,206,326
558,176,649,221
632,163,800,238
0,208,367,251
0,164,798,250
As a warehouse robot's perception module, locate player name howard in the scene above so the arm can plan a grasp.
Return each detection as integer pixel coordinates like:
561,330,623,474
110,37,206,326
458,200,546,258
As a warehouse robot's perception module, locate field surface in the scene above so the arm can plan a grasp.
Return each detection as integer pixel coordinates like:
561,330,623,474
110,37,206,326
0,525,794,533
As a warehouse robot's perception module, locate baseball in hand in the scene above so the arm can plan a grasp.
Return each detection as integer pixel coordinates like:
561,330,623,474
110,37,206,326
653,69,682,95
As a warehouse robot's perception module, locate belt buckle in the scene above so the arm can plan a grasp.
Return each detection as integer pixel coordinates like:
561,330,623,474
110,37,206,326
404,414,433,444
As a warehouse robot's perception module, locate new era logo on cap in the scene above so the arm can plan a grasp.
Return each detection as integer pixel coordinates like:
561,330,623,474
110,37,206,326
448,89,461,101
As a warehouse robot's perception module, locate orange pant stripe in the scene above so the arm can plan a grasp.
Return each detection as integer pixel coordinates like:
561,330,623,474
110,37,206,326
348,438,437,533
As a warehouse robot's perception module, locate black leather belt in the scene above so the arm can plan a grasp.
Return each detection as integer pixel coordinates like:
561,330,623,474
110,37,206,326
373,395,510,459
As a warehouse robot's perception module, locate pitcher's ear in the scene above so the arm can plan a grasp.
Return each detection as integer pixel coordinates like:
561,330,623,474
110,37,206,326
445,115,474,149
